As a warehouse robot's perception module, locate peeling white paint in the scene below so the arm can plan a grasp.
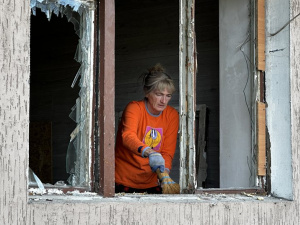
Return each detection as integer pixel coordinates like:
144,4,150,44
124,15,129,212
265,0,293,200
66,190,97,196
28,193,281,203
179,0,197,193
219,0,254,188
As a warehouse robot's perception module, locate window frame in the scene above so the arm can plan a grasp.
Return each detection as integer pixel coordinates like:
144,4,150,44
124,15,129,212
29,0,96,193
94,0,115,197
98,0,266,197
27,0,294,200
28,0,115,196
28,0,266,197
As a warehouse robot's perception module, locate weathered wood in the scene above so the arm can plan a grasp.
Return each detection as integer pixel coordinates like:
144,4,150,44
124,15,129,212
257,0,266,71
195,187,265,195
179,0,197,193
196,105,208,187
259,71,265,102
98,0,115,197
257,101,266,176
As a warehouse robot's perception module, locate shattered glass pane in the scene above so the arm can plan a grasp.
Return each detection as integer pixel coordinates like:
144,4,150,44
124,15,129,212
71,65,82,88
31,0,95,188
29,168,45,190
66,137,77,174
30,0,95,22
69,104,77,123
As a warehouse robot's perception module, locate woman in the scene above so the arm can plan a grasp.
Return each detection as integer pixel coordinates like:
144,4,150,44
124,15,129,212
115,64,179,194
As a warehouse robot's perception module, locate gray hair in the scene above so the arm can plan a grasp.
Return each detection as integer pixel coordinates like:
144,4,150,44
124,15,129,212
142,64,175,95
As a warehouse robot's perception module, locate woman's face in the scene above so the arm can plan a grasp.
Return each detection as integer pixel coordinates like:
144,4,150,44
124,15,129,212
146,88,172,115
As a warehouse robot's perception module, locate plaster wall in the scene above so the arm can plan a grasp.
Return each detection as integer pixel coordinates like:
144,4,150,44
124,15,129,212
219,0,253,188
265,0,293,200
1,0,300,224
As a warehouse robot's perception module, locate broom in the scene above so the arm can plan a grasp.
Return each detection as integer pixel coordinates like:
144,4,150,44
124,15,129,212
156,169,180,194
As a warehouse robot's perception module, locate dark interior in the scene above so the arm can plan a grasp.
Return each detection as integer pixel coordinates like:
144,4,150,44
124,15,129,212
30,9,80,184
195,0,219,188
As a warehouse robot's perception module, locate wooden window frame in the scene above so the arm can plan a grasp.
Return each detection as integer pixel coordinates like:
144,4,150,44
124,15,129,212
95,0,267,197
94,0,115,197
29,2,96,193
29,0,116,197
29,0,265,197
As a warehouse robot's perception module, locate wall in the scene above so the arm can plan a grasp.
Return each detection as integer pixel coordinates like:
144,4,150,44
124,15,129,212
1,0,300,224
265,0,293,200
219,0,253,188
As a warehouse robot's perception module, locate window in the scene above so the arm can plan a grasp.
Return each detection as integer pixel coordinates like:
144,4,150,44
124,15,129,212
29,0,95,191
29,0,293,199
29,0,115,197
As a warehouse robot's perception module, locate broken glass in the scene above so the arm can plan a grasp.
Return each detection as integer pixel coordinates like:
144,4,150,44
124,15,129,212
29,168,45,190
31,0,95,188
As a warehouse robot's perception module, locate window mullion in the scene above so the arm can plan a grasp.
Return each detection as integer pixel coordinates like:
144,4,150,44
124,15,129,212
179,0,197,193
97,0,115,197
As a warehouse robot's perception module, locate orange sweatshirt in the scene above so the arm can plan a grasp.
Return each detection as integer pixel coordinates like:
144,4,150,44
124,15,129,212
115,99,179,189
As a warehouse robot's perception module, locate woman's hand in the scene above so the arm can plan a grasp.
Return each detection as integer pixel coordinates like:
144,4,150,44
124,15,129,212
148,152,165,172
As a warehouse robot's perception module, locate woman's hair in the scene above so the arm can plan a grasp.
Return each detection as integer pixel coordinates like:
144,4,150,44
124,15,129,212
142,64,175,95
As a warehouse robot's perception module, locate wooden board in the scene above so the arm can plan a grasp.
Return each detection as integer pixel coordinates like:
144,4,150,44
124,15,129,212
257,101,266,176
196,105,208,187
257,0,266,71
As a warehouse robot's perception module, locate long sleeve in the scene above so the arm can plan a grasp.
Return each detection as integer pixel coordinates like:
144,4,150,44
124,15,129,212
120,102,149,155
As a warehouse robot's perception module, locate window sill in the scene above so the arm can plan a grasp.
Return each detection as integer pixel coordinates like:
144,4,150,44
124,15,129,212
28,191,288,204
195,187,266,195
28,184,89,195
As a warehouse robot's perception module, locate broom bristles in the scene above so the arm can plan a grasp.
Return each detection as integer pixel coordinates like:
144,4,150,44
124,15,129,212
156,169,180,194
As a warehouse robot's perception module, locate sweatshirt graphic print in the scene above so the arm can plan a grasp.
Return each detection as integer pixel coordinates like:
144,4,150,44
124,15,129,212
143,127,163,151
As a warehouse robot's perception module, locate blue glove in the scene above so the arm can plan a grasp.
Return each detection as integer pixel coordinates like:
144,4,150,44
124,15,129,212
148,152,165,172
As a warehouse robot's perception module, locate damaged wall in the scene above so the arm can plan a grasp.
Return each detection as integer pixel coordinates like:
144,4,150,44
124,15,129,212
265,0,293,200
219,0,253,188
1,0,300,224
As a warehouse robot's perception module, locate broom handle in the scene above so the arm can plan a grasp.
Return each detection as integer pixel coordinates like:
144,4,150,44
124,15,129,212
156,169,168,180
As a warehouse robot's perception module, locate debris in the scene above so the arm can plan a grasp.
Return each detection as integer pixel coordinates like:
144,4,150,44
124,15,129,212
28,188,46,196
47,189,64,195
241,192,254,197
66,190,97,196
241,192,264,201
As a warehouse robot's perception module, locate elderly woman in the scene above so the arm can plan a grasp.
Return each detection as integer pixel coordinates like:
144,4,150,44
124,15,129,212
115,64,179,194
